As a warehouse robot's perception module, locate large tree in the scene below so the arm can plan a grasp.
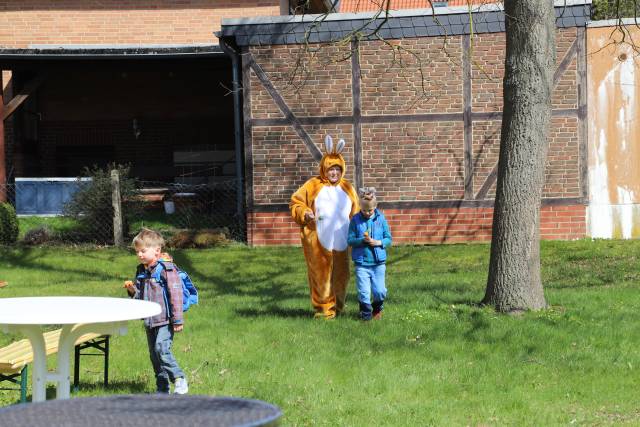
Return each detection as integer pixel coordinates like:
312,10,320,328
482,0,556,312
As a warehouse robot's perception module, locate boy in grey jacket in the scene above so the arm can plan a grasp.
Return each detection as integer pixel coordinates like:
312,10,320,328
124,228,188,394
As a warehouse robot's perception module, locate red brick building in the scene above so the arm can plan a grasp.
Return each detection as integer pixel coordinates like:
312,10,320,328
0,1,600,244
218,2,591,245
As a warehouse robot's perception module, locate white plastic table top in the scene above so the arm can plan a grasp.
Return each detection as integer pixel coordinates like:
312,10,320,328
0,297,160,403
0,296,160,324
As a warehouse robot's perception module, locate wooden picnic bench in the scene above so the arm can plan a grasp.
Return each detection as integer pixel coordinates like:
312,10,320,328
0,329,109,403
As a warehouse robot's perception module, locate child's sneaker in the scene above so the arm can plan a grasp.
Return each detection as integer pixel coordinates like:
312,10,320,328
372,310,383,320
174,377,188,395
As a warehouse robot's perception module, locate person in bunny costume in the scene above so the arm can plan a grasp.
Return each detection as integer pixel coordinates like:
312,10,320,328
290,135,360,319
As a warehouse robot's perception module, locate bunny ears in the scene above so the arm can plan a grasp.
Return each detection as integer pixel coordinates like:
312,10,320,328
324,135,346,155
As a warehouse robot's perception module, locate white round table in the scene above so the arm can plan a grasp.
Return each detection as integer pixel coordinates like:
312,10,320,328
0,297,160,402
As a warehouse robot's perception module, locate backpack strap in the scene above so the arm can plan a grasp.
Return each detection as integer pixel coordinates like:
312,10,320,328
155,261,176,288
157,261,184,323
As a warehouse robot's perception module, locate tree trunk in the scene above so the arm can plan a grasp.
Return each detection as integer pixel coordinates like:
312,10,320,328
483,0,556,312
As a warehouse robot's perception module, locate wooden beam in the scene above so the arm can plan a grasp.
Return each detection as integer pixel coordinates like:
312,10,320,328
553,38,578,89
2,74,45,122
576,27,588,202
463,34,473,200
247,54,323,161
250,197,587,212
251,112,466,127
251,116,353,126
242,49,255,215
351,39,363,191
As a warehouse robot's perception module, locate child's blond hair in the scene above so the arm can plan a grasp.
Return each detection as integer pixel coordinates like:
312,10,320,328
359,187,378,210
132,228,165,249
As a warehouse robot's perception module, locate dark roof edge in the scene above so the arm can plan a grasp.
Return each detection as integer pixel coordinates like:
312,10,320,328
219,1,592,46
0,44,224,60
223,0,590,26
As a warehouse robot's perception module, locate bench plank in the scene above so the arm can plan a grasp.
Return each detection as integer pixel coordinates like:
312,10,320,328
0,329,102,373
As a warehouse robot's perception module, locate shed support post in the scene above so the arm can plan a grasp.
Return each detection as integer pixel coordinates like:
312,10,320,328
0,71,6,202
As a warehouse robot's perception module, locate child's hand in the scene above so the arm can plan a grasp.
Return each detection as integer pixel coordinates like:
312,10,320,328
364,235,380,247
123,280,135,295
304,211,315,222
174,324,184,332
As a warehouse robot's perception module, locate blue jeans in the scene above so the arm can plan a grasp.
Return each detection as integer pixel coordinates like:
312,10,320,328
145,325,184,393
354,264,387,320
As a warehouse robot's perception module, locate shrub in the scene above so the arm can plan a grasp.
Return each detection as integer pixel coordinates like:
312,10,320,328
22,226,53,245
167,228,229,249
64,164,139,244
193,228,229,248
0,202,19,244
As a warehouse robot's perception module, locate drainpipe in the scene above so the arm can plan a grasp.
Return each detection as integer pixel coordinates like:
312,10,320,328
218,36,244,220
0,71,6,203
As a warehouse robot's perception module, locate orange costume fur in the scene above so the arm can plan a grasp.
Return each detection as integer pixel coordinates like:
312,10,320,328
290,136,359,318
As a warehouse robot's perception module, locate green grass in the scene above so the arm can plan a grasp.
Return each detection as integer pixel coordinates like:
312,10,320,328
17,216,81,239
0,240,639,425
18,210,239,243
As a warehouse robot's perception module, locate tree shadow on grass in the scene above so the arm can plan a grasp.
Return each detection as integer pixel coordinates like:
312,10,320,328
172,250,310,309
0,378,148,404
75,379,147,395
392,281,483,306
0,248,117,283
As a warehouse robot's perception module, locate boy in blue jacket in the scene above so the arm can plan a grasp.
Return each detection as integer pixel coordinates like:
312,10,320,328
347,188,392,321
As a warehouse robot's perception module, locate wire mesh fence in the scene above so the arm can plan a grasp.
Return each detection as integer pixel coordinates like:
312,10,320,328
0,178,246,247
129,180,246,246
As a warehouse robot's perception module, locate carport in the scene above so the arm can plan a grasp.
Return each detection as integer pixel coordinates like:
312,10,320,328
0,44,244,218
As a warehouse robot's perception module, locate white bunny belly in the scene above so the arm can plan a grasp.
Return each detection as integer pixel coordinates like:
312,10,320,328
315,185,352,252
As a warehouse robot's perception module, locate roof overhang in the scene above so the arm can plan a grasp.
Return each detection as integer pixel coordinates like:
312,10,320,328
0,44,225,68
219,0,592,46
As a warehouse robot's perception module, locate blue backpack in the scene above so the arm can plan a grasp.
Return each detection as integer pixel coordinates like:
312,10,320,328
154,261,199,312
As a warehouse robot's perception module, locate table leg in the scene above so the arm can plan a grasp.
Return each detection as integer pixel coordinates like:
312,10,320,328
56,322,128,399
56,325,75,400
6,325,47,402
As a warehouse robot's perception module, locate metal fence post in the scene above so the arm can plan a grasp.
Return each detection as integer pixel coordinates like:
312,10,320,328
111,169,123,246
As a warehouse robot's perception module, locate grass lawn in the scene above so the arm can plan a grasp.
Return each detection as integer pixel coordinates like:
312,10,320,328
0,240,638,425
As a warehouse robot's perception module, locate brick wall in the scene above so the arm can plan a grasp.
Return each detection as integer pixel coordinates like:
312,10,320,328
359,37,463,115
250,44,354,119
248,44,356,205
0,0,280,47
361,121,465,201
248,204,587,245
251,124,355,204
244,26,586,246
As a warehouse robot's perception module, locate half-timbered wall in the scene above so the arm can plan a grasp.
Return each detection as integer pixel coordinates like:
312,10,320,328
240,25,588,245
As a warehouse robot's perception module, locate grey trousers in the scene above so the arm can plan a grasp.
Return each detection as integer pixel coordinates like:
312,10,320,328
145,325,185,392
